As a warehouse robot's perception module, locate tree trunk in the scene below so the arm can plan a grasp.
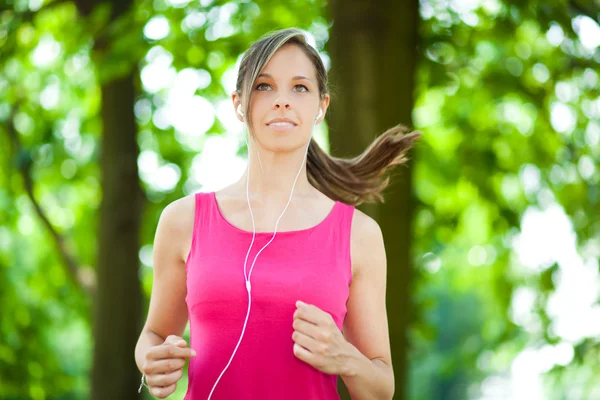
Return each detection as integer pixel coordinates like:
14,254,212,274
327,1,419,399
90,74,144,399
73,0,144,398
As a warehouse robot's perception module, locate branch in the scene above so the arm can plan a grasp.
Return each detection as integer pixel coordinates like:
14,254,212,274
4,107,96,295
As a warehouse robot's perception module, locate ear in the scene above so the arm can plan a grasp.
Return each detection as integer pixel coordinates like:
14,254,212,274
316,94,330,124
232,91,244,122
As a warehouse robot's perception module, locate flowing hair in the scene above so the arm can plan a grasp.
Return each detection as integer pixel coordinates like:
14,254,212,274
235,28,420,206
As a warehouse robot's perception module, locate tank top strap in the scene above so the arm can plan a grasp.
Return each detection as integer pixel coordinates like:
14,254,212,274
185,191,215,266
321,201,355,285
341,202,356,284
336,201,355,234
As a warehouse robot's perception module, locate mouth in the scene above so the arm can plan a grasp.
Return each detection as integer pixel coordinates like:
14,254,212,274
266,121,296,131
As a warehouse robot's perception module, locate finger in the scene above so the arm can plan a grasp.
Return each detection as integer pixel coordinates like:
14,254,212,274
149,383,177,399
294,305,322,326
143,358,186,375
298,303,335,327
293,342,314,364
164,335,186,346
147,368,183,388
149,344,196,360
292,318,319,340
292,330,319,353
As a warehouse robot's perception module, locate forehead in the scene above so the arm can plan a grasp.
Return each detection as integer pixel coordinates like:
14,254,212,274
260,44,316,79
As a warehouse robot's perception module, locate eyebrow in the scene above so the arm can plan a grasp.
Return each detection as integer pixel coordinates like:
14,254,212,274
257,73,312,82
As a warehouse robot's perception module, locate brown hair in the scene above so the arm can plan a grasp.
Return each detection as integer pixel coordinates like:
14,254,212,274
235,28,420,206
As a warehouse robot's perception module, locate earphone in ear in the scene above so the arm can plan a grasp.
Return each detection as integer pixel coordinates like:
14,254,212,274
315,108,323,124
237,105,245,118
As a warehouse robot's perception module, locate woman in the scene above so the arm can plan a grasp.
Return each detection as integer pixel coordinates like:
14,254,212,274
135,27,419,399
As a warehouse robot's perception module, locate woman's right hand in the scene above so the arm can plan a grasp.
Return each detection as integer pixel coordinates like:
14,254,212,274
142,335,196,399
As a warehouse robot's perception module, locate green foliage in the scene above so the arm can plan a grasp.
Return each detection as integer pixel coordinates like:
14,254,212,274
410,0,599,398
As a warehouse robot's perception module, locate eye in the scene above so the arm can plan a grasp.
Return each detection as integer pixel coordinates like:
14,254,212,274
255,83,271,91
294,84,309,92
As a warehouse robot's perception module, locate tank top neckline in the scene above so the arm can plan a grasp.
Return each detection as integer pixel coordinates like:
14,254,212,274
210,191,341,236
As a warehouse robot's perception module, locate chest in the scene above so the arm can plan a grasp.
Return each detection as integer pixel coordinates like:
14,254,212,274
186,235,352,329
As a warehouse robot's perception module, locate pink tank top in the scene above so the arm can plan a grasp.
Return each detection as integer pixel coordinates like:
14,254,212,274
184,191,355,399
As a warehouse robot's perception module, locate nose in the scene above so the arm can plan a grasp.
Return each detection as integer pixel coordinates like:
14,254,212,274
273,95,291,111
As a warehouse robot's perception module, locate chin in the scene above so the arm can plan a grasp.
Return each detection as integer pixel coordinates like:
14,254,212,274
257,131,311,154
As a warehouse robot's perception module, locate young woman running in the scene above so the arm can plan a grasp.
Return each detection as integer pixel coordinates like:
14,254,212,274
135,27,419,399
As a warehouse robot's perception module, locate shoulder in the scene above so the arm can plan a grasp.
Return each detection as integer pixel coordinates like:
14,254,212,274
349,208,385,278
156,193,197,261
159,193,196,228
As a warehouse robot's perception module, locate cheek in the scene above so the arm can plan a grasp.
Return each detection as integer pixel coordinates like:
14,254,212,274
249,97,271,122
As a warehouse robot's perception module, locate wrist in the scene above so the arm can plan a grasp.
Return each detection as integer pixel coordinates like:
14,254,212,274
340,340,369,378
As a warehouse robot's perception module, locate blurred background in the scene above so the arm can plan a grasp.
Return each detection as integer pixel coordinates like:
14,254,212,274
1,0,599,399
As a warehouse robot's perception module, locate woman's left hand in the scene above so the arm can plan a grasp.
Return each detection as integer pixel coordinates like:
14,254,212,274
292,300,355,375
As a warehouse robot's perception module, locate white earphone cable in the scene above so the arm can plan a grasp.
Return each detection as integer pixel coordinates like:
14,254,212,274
207,109,319,399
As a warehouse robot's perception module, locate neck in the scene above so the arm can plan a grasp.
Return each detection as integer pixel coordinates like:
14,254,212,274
235,139,316,205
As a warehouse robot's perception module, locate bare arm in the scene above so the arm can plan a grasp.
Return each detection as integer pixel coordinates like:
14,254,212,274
134,195,195,382
340,210,394,400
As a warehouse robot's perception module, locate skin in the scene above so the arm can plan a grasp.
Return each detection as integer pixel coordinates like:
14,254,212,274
135,43,394,399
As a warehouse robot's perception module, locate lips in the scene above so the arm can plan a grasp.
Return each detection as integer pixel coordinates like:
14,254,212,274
266,118,297,126
266,118,296,132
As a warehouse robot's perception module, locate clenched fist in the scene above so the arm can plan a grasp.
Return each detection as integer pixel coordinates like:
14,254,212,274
142,335,196,399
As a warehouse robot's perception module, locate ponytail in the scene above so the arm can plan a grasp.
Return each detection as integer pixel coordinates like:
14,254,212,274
306,125,421,206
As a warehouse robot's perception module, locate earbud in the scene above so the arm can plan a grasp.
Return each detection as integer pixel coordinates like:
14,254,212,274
237,105,244,118
315,108,323,124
